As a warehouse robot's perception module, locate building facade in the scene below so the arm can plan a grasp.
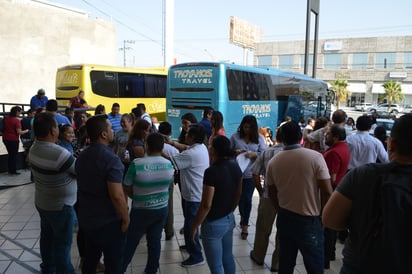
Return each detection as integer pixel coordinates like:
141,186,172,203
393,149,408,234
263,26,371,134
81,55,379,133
0,0,116,105
254,36,412,107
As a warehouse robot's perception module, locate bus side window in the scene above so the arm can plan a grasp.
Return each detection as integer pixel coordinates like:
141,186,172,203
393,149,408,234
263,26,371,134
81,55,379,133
145,75,166,98
227,70,243,101
91,71,118,98
244,72,259,101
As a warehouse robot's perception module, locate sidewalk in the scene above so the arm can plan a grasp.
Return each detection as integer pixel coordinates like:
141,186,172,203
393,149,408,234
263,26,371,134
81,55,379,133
0,169,344,273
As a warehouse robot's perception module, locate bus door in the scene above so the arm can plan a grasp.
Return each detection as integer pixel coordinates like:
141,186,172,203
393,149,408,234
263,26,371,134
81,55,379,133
282,95,304,123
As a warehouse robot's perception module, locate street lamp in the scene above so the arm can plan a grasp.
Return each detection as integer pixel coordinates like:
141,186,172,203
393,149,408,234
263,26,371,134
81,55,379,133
119,40,135,67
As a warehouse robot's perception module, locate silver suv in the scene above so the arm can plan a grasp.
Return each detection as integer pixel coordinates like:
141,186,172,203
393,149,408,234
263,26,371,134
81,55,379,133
369,103,403,114
355,103,372,112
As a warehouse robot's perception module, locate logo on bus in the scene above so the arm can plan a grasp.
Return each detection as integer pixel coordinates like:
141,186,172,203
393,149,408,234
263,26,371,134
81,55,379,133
57,72,79,85
173,69,213,84
147,101,165,113
242,104,271,118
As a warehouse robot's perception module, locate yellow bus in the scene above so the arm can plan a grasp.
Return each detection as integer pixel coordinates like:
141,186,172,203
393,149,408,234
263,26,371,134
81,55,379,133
55,64,168,121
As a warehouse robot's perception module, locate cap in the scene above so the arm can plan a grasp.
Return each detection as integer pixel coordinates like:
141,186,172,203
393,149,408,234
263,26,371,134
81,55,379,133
37,88,45,95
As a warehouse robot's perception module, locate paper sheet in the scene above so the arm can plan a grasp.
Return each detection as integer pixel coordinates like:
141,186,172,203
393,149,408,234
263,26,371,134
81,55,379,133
236,152,251,173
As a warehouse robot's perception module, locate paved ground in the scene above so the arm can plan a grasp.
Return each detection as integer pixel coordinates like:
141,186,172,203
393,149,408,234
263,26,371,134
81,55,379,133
0,168,344,274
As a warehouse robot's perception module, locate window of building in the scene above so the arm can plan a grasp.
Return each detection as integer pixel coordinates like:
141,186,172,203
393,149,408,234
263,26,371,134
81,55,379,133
278,55,294,69
375,52,396,69
324,53,342,69
404,52,412,69
300,54,313,70
257,55,272,67
351,53,368,69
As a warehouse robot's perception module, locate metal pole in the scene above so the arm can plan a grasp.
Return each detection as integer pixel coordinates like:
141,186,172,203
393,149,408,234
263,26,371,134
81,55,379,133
304,0,311,76
312,1,320,78
123,40,126,67
243,48,248,66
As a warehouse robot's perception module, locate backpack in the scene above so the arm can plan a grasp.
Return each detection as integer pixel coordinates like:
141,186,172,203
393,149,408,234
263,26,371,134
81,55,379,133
360,163,412,274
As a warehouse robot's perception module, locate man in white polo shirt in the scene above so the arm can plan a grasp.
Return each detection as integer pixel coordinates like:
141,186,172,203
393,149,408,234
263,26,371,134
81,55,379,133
171,124,209,268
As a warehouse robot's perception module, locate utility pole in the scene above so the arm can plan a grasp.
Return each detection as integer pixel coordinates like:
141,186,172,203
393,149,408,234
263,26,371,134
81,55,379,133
119,40,135,67
162,0,174,67
304,0,320,78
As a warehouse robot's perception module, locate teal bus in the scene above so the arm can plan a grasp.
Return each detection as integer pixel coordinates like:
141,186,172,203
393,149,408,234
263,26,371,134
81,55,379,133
166,62,333,138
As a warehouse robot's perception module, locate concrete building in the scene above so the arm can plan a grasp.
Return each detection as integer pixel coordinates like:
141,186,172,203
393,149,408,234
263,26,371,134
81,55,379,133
0,0,116,106
254,36,412,107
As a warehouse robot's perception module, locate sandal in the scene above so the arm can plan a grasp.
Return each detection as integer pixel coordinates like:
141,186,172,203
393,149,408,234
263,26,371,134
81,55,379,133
241,232,248,240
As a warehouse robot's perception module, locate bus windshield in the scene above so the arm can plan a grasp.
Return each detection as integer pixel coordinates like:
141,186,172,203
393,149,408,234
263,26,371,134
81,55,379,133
166,62,331,138
56,64,167,120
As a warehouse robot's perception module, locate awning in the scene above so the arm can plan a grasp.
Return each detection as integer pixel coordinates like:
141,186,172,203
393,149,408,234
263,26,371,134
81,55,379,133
372,83,412,95
372,83,385,94
347,83,366,93
401,84,412,95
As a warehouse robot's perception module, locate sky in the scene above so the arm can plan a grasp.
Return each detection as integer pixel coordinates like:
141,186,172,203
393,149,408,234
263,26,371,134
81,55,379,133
50,0,412,67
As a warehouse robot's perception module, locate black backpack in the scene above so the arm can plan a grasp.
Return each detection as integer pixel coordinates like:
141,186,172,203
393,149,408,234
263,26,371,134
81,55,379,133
360,163,412,274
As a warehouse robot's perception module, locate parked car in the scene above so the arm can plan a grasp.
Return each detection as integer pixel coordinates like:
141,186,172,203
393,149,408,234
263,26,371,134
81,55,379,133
369,118,395,136
369,103,403,114
354,102,373,112
373,111,397,120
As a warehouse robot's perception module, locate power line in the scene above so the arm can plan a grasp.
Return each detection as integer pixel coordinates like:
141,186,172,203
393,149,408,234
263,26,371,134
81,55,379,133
81,0,162,47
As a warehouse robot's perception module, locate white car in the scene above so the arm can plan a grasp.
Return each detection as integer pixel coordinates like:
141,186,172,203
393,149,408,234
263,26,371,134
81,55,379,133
369,103,403,114
370,118,395,136
354,103,373,112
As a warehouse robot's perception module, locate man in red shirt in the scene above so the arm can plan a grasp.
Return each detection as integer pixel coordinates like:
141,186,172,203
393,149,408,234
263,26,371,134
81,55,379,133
323,124,350,268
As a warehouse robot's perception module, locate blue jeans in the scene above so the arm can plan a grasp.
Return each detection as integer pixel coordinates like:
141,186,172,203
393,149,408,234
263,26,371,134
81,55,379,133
122,207,168,274
201,213,236,274
82,220,126,274
184,201,204,262
239,178,255,226
36,205,75,274
276,208,324,274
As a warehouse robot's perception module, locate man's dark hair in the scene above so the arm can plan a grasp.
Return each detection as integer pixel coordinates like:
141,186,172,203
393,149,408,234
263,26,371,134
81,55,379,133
146,133,164,153
330,124,346,141
211,135,235,158
112,103,120,109
332,109,347,124
187,124,205,144
391,113,412,156
65,107,73,116
46,99,58,112
86,114,109,142
137,103,146,112
202,107,213,118
158,121,172,135
356,115,372,131
33,112,57,138
132,103,146,118
374,126,387,139
279,121,302,146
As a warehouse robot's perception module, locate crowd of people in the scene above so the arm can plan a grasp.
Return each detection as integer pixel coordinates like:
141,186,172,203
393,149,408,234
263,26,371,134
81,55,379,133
2,87,411,274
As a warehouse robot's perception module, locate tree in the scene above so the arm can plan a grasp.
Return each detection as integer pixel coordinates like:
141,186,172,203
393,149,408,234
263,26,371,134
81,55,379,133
382,81,403,111
329,79,349,109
